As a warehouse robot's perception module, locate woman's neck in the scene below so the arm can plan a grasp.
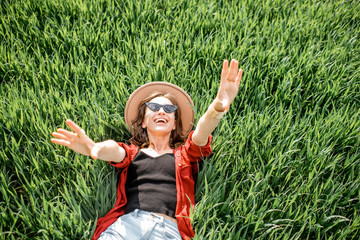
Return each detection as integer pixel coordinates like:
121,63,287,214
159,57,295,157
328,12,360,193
149,140,172,152
146,132,172,153
141,138,173,158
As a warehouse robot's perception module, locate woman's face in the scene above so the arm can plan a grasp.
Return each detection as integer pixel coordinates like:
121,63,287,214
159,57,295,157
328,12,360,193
141,96,176,135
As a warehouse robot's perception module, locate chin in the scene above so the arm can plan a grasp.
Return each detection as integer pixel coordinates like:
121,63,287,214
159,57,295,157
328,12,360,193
149,126,173,135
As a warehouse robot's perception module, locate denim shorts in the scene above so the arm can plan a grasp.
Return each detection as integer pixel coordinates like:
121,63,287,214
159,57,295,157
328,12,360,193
98,209,182,240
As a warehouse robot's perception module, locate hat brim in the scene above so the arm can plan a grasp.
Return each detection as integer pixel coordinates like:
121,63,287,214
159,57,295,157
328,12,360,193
125,82,194,136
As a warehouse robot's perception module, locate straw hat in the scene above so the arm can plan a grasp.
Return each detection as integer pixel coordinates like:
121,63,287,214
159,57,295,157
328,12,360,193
124,82,194,136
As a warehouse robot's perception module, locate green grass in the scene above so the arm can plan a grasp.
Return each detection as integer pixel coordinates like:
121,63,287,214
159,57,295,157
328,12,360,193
1,0,359,239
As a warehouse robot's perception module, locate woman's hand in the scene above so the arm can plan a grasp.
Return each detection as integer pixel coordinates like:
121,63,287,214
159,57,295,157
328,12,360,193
51,119,95,157
192,59,243,146
51,119,126,162
213,59,243,112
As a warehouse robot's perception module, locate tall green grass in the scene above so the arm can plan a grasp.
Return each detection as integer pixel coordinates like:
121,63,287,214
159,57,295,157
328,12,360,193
1,0,359,239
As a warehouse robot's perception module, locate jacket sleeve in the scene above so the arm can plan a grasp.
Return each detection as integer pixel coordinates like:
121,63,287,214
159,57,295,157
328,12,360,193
108,142,137,169
183,131,212,162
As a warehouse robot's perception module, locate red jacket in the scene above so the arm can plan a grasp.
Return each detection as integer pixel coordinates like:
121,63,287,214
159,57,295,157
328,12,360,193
92,131,212,240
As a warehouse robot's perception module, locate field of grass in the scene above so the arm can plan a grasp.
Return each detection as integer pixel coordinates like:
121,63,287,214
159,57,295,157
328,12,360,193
1,0,359,239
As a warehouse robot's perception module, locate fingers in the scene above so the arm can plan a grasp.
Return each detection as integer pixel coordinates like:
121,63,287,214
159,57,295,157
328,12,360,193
220,59,229,84
51,128,78,142
222,59,241,83
64,119,87,138
57,128,77,139
51,119,87,147
228,59,239,81
65,119,84,135
236,69,243,87
221,59,229,76
52,131,70,140
50,138,70,147
50,130,74,147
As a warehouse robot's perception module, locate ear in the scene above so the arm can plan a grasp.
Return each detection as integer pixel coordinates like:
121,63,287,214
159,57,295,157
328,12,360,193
142,119,147,129
172,120,176,130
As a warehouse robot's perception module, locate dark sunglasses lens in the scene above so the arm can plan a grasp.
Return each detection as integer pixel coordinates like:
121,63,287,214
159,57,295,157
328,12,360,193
163,105,178,113
146,103,160,111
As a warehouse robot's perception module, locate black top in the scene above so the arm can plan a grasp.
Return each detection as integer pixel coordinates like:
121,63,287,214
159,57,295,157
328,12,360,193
125,151,177,218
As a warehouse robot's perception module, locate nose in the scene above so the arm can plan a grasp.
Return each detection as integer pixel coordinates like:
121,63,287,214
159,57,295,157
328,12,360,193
157,107,166,114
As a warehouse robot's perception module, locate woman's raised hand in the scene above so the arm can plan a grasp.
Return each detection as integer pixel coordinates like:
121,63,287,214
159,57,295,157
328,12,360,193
51,119,95,157
213,59,243,112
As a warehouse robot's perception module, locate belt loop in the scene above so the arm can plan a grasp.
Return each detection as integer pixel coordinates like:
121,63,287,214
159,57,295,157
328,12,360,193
133,209,139,217
157,214,165,226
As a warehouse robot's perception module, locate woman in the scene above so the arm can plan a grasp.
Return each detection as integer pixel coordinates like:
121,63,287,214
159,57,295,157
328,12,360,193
51,59,243,240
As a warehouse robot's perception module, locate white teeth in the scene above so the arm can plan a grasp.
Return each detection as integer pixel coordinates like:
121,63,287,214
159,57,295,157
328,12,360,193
155,119,167,123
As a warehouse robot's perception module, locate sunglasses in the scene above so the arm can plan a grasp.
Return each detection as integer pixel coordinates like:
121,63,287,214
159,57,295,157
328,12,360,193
145,102,178,113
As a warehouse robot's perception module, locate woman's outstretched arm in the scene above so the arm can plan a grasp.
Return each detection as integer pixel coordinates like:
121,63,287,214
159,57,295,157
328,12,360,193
192,59,243,146
51,119,125,162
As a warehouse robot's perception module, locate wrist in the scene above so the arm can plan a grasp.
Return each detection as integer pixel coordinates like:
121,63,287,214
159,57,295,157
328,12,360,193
207,102,228,119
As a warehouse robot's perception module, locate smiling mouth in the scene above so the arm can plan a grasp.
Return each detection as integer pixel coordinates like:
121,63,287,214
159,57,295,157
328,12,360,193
154,119,167,124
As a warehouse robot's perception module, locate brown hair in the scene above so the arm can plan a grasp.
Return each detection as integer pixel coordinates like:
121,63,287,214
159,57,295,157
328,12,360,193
129,92,186,148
